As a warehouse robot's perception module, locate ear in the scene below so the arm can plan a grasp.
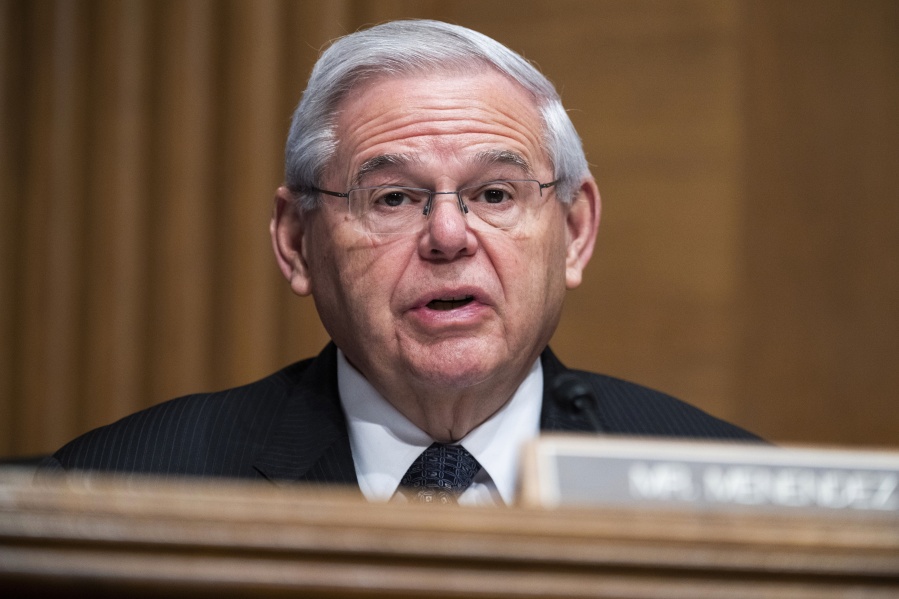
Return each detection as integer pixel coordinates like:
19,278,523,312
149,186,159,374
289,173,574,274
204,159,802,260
271,186,313,297
564,177,601,289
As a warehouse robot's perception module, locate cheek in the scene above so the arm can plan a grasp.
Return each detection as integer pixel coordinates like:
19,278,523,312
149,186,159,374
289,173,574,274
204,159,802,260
309,231,411,322
493,226,568,303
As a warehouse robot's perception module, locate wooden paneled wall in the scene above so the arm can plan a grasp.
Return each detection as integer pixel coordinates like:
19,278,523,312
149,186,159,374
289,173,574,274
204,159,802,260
738,1,899,445
2,0,897,457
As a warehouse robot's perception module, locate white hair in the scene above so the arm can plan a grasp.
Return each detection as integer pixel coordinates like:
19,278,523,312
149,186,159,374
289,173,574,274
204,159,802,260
284,19,590,209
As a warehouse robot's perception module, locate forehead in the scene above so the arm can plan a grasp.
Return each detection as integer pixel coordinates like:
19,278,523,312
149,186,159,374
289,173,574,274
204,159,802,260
329,69,549,183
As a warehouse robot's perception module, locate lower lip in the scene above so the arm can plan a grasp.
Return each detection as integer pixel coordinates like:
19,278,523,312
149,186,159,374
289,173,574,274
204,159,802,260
406,301,491,330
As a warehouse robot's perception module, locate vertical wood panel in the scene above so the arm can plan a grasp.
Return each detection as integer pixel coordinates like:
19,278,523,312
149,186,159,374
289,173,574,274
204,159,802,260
81,0,151,431
215,0,285,387
18,0,89,454
738,0,899,445
0,0,24,455
148,0,217,402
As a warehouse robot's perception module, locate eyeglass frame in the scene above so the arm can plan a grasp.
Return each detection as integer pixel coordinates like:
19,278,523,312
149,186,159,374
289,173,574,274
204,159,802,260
302,178,560,228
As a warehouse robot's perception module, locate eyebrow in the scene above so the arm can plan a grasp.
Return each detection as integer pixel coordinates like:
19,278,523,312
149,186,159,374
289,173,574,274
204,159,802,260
472,149,534,177
353,154,415,186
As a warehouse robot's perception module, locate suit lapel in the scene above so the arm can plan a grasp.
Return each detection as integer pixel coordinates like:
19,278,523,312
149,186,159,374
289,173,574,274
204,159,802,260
253,344,358,486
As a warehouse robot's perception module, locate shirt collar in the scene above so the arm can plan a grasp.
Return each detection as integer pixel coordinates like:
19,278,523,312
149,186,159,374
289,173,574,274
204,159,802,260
337,349,543,505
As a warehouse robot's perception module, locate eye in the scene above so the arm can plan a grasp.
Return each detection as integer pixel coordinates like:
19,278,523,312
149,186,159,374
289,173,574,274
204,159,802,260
482,188,509,204
369,187,422,208
470,182,516,204
381,191,408,207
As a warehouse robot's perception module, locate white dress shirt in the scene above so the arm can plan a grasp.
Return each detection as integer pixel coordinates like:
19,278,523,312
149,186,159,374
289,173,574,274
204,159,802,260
337,350,543,506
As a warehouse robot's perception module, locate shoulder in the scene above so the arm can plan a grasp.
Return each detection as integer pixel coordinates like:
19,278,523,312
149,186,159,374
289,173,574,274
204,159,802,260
540,348,760,441
45,356,322,477
579,370,759,440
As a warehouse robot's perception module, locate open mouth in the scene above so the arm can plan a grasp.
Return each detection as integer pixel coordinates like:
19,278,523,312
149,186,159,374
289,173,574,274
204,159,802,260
426,295,475,311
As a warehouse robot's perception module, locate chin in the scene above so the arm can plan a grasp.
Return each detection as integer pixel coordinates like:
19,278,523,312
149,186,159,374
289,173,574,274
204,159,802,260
406,350,504,391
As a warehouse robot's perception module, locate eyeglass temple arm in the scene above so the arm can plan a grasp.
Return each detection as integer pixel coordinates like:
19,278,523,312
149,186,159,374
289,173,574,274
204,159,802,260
308,187,349,198
539,179,561,193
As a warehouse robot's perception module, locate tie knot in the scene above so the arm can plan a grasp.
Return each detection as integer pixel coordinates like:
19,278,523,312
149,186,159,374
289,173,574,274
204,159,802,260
399,443,482,504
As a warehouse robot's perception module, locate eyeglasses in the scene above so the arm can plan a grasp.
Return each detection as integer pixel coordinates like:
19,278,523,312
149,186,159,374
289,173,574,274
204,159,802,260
307,178,559,235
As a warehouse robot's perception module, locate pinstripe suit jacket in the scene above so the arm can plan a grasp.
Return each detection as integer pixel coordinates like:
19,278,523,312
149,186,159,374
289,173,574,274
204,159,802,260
39,344,758,484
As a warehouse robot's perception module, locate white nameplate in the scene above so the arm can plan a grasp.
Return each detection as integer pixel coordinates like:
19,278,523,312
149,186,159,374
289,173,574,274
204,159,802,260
520,436,899,513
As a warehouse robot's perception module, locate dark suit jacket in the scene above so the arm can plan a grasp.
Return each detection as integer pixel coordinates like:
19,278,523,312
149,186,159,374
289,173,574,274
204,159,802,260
40,344,758,485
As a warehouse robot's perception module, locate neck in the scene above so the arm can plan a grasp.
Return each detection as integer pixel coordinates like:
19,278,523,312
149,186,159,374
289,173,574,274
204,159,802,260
349,353,538,443
392,385,517,443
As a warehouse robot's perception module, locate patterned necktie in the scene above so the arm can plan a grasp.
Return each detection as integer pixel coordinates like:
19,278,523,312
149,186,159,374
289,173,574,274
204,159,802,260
399,443,482,504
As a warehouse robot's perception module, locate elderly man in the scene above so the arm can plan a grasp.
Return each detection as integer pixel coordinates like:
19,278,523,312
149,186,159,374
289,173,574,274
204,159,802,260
41,20,756,505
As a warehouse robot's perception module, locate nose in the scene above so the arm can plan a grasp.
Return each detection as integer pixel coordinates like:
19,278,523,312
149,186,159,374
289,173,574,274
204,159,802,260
418,194,477,261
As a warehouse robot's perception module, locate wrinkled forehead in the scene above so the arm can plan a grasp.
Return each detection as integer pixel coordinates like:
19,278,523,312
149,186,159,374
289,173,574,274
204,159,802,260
327,67,550,184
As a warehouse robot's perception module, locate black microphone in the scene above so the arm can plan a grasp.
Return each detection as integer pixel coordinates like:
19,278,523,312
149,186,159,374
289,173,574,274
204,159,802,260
551,373,604,433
